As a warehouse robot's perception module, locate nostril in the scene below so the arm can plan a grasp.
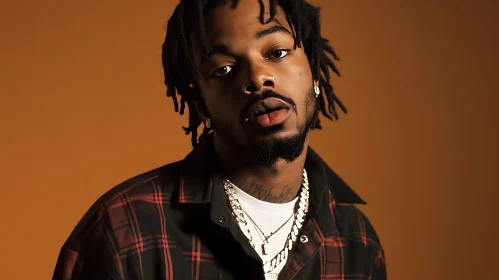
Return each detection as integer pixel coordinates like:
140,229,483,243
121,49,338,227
263,80,273,87
245,85,258,92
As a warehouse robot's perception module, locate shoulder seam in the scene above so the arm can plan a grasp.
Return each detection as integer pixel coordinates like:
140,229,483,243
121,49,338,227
101,174,161,209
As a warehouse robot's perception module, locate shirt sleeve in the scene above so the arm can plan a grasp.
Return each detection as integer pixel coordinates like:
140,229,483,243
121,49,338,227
53,246,115,280
53,205,118,280
370,260,387,280
356,207,387,279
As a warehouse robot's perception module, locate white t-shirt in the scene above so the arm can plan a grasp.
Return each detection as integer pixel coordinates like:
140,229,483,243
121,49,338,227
231,184,298,276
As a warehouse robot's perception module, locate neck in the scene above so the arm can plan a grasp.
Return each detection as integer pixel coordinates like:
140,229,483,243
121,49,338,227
214,134,309,204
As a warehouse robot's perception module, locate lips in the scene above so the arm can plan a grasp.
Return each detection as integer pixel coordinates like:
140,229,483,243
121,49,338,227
242,98,291,122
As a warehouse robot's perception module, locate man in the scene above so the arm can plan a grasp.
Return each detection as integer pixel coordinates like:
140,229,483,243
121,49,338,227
53,0,386,279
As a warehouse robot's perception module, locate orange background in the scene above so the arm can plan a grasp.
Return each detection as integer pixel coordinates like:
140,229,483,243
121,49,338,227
1,0,498,279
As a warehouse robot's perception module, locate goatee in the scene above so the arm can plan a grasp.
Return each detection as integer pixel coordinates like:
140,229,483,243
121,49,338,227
253,88,319,167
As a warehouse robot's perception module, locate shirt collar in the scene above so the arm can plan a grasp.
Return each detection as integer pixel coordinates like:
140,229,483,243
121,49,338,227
178,133,366,205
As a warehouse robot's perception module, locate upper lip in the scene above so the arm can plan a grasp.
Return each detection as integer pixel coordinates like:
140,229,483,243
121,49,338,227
242,98,291,121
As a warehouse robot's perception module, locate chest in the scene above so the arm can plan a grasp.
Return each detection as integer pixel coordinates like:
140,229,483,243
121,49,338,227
126,218,371,280
114,207,373,280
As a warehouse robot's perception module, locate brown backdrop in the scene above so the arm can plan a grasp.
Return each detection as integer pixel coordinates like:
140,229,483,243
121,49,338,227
1,0,498,279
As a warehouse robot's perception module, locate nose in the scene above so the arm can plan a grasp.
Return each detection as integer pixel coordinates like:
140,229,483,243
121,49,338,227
242,64,275,94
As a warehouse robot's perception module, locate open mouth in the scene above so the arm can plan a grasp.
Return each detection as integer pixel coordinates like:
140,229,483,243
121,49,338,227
246,107,286,121
242,98,292,127
243,98,290,121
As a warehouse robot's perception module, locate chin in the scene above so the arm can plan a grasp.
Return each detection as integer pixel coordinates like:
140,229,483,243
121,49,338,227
250,126,309,167
254,122,299,137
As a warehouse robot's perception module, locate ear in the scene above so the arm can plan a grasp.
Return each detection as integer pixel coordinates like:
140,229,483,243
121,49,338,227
313,80,319,87
193,95,209,122
187,82,208,121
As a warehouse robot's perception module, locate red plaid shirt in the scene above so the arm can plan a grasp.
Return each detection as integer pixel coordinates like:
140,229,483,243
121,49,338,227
53,135,386,279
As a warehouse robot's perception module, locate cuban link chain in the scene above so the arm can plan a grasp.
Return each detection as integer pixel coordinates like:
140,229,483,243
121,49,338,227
223,169,310,274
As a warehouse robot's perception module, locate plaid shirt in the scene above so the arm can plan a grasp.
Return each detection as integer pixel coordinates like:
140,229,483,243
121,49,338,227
53,135,386,280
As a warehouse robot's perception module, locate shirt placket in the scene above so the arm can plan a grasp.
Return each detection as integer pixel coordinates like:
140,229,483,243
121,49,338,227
277,217,324,280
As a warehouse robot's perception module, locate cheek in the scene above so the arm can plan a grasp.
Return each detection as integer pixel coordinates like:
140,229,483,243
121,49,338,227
279,57,313,106
195,85,218,119
298,61,313,81
282,54,313,85
200,91,239,126
198,79,244,118
198,77,238,102
201,95,221,119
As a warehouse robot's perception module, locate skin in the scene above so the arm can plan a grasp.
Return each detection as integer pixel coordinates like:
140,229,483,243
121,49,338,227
191,0,318,203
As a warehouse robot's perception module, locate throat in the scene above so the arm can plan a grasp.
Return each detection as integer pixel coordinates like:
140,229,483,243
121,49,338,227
213,132,310,203
229,166,305,204
243,179,297,203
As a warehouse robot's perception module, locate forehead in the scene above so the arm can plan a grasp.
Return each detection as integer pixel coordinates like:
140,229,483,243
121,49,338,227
202,0,291,42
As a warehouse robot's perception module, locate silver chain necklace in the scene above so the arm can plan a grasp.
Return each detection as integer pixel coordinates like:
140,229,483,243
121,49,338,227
231,192,295,256
223,169,310,274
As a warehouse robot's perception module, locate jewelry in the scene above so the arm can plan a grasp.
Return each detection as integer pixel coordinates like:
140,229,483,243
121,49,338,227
223,169,310,274
314,85,320,97
236,202,294,255
205,118,211,129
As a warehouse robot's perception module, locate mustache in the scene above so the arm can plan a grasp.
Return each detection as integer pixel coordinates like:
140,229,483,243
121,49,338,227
241,90,297,116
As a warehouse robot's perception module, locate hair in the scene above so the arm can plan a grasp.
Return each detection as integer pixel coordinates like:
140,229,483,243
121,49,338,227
162,0,347,147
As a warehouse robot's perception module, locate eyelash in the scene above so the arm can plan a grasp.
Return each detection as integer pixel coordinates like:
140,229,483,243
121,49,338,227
211,48,291,77
267,48,290,59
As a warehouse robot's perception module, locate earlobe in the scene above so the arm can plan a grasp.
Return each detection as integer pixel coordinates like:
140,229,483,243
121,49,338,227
194,98,206,120
313,80,320,97
192,88,213,130
197,102,211,130
204,118,211,129
314,85,320,97
188,82,205,120
194,96,212,127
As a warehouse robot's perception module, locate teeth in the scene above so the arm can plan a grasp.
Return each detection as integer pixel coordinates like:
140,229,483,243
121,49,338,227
245,107,285,122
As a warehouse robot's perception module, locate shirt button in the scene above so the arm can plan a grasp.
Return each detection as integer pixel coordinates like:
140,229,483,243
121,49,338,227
218,217,225,223
300,235,309,243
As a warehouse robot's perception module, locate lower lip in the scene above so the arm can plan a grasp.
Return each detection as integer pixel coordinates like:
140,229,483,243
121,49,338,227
251,108,290,127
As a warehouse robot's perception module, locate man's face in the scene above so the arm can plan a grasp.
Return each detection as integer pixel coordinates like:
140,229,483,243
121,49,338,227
192,0,317,165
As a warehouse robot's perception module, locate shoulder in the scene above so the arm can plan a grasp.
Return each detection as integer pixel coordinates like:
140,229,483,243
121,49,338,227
333,201,386,269
54,160,184,278
59,160,183,256
334,203,383,244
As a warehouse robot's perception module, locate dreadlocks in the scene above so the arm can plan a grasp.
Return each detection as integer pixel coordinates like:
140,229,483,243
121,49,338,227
162,0,347,147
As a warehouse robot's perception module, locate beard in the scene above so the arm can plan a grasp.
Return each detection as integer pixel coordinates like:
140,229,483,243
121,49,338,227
251,87,319,167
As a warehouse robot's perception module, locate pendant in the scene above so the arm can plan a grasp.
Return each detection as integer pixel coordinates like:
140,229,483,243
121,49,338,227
262,241,271,255
264,273,278,280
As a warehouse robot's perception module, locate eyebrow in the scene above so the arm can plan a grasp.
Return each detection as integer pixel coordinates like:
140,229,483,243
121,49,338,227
200,20,293,62
200,44,231,66
256,25,292,40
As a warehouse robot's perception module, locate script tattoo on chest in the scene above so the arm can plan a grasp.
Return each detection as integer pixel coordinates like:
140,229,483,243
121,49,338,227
246,179,294,203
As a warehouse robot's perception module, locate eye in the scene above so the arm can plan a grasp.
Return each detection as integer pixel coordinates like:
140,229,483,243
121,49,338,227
268,49,289,59
212,65,232,77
